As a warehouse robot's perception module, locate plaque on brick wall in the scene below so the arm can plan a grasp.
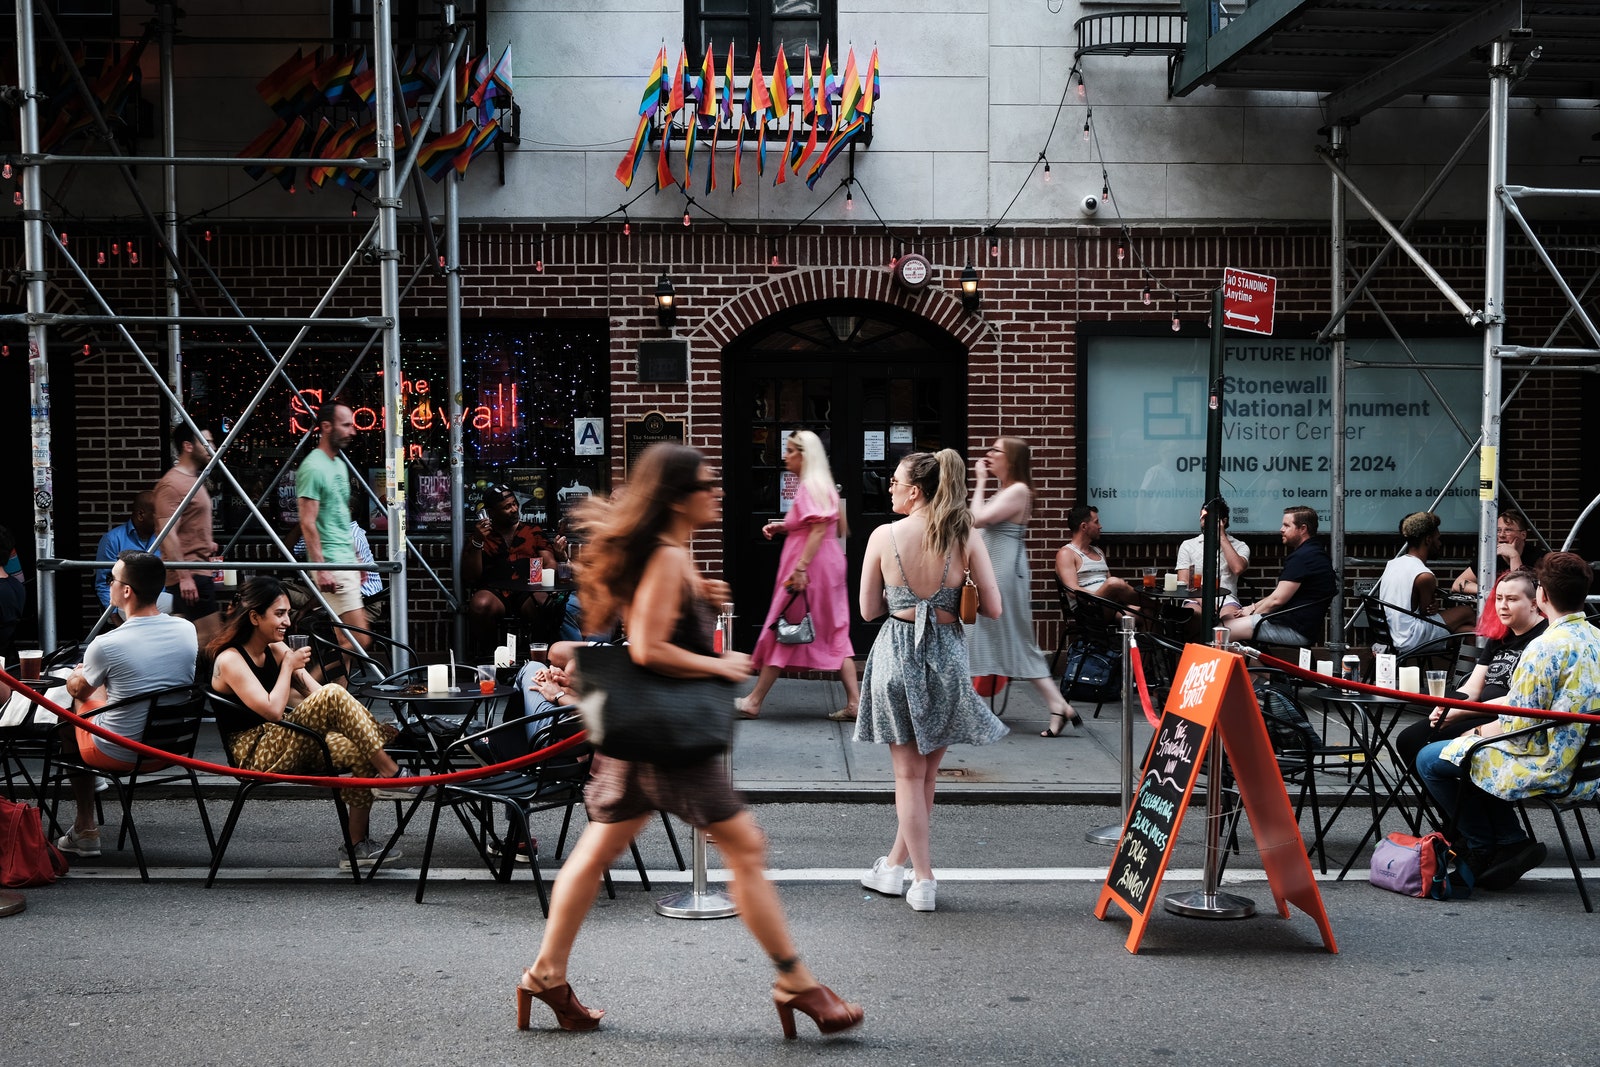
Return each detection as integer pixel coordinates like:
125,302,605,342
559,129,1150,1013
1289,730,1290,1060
623,410,686,477
637,339,689,383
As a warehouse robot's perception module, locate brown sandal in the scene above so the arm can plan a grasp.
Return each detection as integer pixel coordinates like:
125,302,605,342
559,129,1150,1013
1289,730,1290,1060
772,983,865,1039
516,970,604,1032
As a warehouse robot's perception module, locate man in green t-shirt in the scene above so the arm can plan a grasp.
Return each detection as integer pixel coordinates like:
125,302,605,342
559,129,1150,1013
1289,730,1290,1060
297,399,370,652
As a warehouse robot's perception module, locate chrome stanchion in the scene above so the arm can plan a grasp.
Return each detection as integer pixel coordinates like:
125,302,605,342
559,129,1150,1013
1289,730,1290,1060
1088,615,1139,845
655,607,739,919
1165,626,1256,920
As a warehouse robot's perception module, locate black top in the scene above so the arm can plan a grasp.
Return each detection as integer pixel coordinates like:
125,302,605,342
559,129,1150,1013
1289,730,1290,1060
212,646,280,739
1475,619,1548,701
1275,539,1338,639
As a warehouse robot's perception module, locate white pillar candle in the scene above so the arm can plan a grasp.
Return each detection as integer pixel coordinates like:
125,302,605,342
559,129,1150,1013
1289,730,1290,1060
1316,660,1335,678
541,569,556,589
426,664,449,692
1398,666,1422,693
1163,573,1179,592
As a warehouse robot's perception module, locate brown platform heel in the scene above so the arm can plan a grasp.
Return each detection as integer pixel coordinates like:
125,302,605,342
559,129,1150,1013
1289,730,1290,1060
771,983,865,1039
516,970,604,1032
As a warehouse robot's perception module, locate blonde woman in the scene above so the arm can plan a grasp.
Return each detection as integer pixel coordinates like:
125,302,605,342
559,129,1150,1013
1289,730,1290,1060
854,450,1007,912
739,431,859,721
967,437,1081,737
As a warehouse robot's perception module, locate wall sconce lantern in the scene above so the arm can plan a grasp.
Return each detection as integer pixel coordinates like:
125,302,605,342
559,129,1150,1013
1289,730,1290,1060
959,263,980,314
654,275,677,329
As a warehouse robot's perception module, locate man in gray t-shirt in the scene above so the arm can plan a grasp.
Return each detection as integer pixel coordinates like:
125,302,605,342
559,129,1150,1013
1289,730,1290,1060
58,551,197,857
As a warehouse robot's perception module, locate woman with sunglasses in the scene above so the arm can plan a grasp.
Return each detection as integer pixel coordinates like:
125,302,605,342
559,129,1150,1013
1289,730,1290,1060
516,443,862,1040
855,450,1007,913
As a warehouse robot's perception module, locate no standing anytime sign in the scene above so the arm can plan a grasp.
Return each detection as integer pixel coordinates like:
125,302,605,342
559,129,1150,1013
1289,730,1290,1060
1222,267,1277,336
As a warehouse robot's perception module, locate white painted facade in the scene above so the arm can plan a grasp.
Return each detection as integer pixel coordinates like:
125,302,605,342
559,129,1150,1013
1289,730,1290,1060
74,0,1597,224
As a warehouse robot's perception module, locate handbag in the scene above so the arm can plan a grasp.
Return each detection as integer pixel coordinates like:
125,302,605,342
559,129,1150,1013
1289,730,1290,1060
570,644,740,768
1369,830,1473,900
0,796,70,888
770,589,816,645
1060,645,1122,703
959,551,980,625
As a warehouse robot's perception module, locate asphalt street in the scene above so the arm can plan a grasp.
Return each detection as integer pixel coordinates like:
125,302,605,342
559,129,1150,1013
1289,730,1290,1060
5,796,1599,1067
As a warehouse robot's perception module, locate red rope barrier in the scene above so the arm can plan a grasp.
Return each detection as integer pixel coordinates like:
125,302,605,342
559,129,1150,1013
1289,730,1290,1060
1,669,590,789
1250,650,1600,726
1128,637,1160,728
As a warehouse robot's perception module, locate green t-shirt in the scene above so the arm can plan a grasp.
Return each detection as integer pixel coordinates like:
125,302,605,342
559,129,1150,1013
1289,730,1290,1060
296,448,355,564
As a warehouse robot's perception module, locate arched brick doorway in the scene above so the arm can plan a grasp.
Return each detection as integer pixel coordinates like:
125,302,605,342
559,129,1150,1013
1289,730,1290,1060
722,298,967,652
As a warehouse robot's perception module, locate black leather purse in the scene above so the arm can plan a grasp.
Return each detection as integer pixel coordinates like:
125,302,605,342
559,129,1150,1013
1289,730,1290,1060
570,644,739,767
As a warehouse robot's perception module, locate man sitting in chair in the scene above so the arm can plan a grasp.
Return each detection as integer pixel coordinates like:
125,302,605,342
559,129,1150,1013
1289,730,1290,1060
56,550,198,857
1227,506,1336,647
463,484,569,652
1377,510,1477,656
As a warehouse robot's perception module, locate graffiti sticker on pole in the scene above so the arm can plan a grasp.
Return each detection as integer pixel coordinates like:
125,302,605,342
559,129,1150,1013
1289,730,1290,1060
1222,267,1277,336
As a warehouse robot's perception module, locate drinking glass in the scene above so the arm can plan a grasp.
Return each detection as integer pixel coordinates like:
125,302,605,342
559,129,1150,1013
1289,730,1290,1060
1141,567,1157,590
1426,670,1448,698
477,664,497,694
285,635,310,652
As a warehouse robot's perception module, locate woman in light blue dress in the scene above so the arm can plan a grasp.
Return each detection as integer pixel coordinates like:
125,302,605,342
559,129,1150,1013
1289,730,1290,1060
854,449,1007,913
966,437,1080,737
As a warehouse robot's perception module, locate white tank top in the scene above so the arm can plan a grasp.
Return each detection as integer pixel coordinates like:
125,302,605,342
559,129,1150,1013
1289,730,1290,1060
1065,542,1109,591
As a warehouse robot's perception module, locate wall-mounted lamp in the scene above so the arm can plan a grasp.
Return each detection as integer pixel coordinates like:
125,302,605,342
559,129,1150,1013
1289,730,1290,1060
959,262,980,314
654,275,677,329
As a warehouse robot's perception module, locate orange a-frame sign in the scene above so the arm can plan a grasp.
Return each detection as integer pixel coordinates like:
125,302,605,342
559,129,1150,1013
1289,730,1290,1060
1094,643,1337,954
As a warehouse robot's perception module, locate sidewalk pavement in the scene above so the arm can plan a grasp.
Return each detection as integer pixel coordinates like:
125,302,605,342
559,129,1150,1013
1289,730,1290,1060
175,675,1149,805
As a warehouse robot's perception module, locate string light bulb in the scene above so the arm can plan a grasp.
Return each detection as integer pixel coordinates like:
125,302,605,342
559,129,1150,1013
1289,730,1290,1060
288,182,297,195
350,195,359,217
204,229,212,242
845,186,854,210
1043,159,1051,183
682,208,692,226
1,345,8,356
1142,286,1152,306
129,249,137,264
1,163,10,179
97,251,106,265
83,343,91,355
11,191,20,207
623,221,631,236
112,242,119,255
989,236,1000,260
59,232,68,246
1076,71,1086,100
438,254,446,268
1101,182,1110,205
1171,304,1181,332
1083,109,1092,141
1116,243,1125,264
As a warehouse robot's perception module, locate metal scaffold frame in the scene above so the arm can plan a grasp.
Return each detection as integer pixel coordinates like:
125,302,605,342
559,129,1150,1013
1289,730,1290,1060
10,0,478,659
1314,36,1600,647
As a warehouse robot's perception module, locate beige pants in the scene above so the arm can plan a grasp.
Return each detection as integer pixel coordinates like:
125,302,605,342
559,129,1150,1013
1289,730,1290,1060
226,683,386,809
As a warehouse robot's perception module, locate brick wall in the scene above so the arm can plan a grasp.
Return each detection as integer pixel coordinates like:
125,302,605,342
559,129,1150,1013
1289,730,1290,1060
5,219,1594,651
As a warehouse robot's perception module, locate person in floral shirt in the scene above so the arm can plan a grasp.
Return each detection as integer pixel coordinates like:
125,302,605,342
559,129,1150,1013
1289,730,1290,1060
1417,552,1600,889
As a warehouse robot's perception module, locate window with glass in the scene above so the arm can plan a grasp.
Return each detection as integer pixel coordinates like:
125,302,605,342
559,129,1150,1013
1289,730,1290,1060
688,0,835,72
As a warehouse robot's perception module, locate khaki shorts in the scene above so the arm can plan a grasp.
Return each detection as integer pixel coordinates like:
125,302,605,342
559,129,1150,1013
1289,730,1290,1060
322,570,365,617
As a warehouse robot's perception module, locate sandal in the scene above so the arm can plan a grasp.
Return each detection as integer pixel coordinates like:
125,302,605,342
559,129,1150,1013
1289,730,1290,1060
826,706,858,722
736,696,761,720
516,969,604,1031
1040,708,1084,738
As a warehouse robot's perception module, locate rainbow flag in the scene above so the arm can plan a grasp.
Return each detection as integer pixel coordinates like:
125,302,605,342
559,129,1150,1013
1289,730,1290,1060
419,46,442,92
468,50,493,109
838,47,861,125
639,46,667,116
657,100,675,190
316,48,361,108
791,46,819,175
349,61,377,105
668,47,687,115
861,47,880,115
308,119,357,187
806,113,864,189
770,46,791,121
240,116,307,182
816,45,834,132
451,119,500,176
731,106,746,190
256,49,303,109
720,43,735,121
455,47,474,104
748,44,771,118
481,45,513,121
419,121,477,181
688,47,716,179
615,113,650,188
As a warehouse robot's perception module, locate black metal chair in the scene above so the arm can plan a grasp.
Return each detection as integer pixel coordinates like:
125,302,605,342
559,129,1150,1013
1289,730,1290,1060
44,684,213,881
1057,585,1153,718
1347,593,1467,669
203,691,365,886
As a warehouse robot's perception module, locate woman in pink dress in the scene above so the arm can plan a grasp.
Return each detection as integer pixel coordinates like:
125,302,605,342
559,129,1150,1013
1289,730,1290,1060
737,431,860,721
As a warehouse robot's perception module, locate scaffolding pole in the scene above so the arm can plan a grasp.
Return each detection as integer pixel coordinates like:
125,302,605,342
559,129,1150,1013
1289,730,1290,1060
1476,38,1512,602
442,2,469,656
17,0,54,649
1328,123,1348,650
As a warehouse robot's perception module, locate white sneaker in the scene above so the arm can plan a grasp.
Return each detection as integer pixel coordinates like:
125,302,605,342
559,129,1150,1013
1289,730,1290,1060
861,856,907,896
338,838,402,869
907,879,937,912
372,769,435,801
56,828,101,857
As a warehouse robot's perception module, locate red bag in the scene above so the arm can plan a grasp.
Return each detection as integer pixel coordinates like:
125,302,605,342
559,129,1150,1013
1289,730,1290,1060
0,796,70,887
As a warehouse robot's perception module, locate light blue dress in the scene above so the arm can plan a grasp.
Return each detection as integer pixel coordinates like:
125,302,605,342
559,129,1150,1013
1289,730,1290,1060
855,530,1009,755
966,520,1051,681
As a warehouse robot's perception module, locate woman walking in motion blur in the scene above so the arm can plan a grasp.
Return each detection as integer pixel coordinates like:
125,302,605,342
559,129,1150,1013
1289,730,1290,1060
516,443,863,1039
738,431,859,721
855,450,1007,913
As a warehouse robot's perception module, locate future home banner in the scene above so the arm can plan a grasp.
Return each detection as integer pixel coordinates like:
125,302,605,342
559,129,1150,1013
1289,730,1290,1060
1084,336,1481,534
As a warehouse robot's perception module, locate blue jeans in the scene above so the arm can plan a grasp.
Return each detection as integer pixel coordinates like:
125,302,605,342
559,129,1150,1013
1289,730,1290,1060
1416,739,1527,852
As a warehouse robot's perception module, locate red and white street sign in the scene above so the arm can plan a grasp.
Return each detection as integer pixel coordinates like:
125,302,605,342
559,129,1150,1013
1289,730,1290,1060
1222,267,1277,336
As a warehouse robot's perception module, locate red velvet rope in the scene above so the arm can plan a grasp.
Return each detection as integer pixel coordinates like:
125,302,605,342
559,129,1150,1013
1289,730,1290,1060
1127,637,1161,728
1250,650,1600,726
1,670,589,789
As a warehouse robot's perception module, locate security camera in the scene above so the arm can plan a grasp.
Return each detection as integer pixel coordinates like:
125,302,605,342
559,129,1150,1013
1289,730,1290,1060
1079,194,1100,217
